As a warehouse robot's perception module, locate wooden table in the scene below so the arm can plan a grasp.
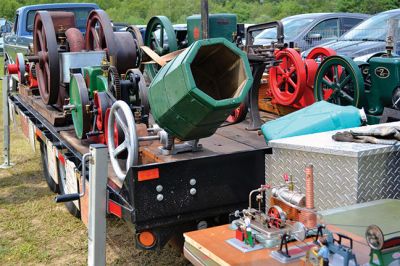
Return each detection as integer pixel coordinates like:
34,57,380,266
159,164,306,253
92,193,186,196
184,200,400,266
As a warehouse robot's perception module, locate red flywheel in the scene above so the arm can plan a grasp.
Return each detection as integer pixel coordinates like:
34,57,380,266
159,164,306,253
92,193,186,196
269,48,307,105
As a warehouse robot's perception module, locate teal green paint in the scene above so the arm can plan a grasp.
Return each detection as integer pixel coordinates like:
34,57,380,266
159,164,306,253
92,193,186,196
261,101,363,142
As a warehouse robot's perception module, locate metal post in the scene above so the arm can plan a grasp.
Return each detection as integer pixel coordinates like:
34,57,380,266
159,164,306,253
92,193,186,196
87,144,108,266
386,18,399,56
201,0,209,39
1,74,13,168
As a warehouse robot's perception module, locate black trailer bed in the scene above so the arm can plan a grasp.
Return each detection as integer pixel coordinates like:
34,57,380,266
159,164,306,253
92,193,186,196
10,93,272,249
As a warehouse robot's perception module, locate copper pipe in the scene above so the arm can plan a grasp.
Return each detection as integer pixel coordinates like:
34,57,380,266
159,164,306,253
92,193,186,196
305,164,314,209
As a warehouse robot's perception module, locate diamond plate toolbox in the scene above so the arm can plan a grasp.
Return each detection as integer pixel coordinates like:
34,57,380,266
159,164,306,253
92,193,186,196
265,125,400,211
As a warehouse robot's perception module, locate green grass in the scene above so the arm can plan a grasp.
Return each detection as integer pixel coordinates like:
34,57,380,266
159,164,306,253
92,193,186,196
0,60,189,265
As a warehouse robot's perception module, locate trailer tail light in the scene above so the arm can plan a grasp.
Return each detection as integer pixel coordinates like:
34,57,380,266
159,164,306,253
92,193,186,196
108,200,122,218
138,168,159,181
137,231,156,248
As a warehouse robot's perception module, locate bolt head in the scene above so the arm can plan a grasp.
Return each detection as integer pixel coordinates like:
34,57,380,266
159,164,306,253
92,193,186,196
157,194,164,201
190,188,197,195
156,185,163,192
190,179,196,186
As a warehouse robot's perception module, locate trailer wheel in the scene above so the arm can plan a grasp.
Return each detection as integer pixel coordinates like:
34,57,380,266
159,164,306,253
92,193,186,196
39,140,59,193
57,157,80,218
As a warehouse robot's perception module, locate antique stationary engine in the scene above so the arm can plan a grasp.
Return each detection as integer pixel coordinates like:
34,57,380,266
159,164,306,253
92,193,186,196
64,10,146,142
267,46,337,109
313,19,400,124
231,165,318,250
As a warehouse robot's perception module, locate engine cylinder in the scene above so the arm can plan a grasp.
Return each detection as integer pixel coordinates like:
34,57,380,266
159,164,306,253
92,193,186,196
271,187,305,207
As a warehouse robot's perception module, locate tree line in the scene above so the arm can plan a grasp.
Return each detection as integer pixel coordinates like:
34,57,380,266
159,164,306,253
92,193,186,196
0,0,399,25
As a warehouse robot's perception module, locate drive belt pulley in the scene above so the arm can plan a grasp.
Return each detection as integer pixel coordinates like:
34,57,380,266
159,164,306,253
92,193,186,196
85,10,138,74
33,11,60,105
69,73,90,139
314,55,365,108
144,16,177,80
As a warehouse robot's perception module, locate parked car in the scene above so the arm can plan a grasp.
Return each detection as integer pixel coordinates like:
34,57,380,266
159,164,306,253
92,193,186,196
254,13,369,51
0,18,12,53
3,3,99,65
302,9,400,60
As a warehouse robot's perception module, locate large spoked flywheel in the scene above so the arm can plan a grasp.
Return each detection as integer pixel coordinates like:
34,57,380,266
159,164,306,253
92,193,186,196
70,74,90,139
107,101,139,182
85,10,117,56
144,16,177,80
314,55,365,108
269,48,307,106
33,11,60,105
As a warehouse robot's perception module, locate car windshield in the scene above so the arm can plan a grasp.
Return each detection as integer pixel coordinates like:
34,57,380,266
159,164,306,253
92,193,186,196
340,12,400,41
255,17,315,40
26,8,94,33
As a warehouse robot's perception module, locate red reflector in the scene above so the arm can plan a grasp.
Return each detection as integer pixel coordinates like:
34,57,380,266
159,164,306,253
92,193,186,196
58,153,65,165
108,200,122,218
138,168,159,181
35,129,43,140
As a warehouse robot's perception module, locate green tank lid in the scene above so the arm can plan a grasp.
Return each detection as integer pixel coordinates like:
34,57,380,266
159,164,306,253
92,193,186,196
187,13,237,45
148,38,253,140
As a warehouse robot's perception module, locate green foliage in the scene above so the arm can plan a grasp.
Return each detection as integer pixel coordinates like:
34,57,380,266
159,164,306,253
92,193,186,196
0,0,399,24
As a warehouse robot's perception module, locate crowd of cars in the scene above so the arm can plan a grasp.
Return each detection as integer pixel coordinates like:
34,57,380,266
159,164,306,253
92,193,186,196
2,5,400,64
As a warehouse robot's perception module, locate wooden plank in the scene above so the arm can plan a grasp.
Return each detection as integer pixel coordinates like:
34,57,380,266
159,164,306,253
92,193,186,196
60,130,90,155
184,225,314,266
19,84,39,97
184,224,371,266
19,93,68,126
215,122,266,149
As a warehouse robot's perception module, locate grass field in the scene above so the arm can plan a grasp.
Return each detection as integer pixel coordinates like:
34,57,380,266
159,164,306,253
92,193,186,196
0,60,189,265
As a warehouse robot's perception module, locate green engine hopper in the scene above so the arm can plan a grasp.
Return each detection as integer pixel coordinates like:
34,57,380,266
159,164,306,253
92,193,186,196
148,38,253,140
367,57,400,116
187,14,237,45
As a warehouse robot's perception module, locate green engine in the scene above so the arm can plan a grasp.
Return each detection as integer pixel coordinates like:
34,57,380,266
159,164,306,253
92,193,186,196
367,57,400,116
313,54,400,124
187,13,237,45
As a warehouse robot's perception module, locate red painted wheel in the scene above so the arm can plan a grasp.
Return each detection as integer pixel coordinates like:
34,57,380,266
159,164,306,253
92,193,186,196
104,108,118,146
306,47,336,63
269,48,307,105
304,59,318,89
307,47,340,100
267,205,286,228
104,108,128,159
226,103,247,123
94,91,112,131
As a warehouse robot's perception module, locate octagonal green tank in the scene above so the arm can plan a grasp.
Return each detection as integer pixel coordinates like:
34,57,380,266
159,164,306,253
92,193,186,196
187,14,237,45
148,38,253,140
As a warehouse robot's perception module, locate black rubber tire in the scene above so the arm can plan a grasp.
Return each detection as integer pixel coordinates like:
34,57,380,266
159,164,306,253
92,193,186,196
57,157,80,218
39,140,60,193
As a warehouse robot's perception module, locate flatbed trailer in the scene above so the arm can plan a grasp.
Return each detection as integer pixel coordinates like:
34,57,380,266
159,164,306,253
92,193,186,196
7,88,271,249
